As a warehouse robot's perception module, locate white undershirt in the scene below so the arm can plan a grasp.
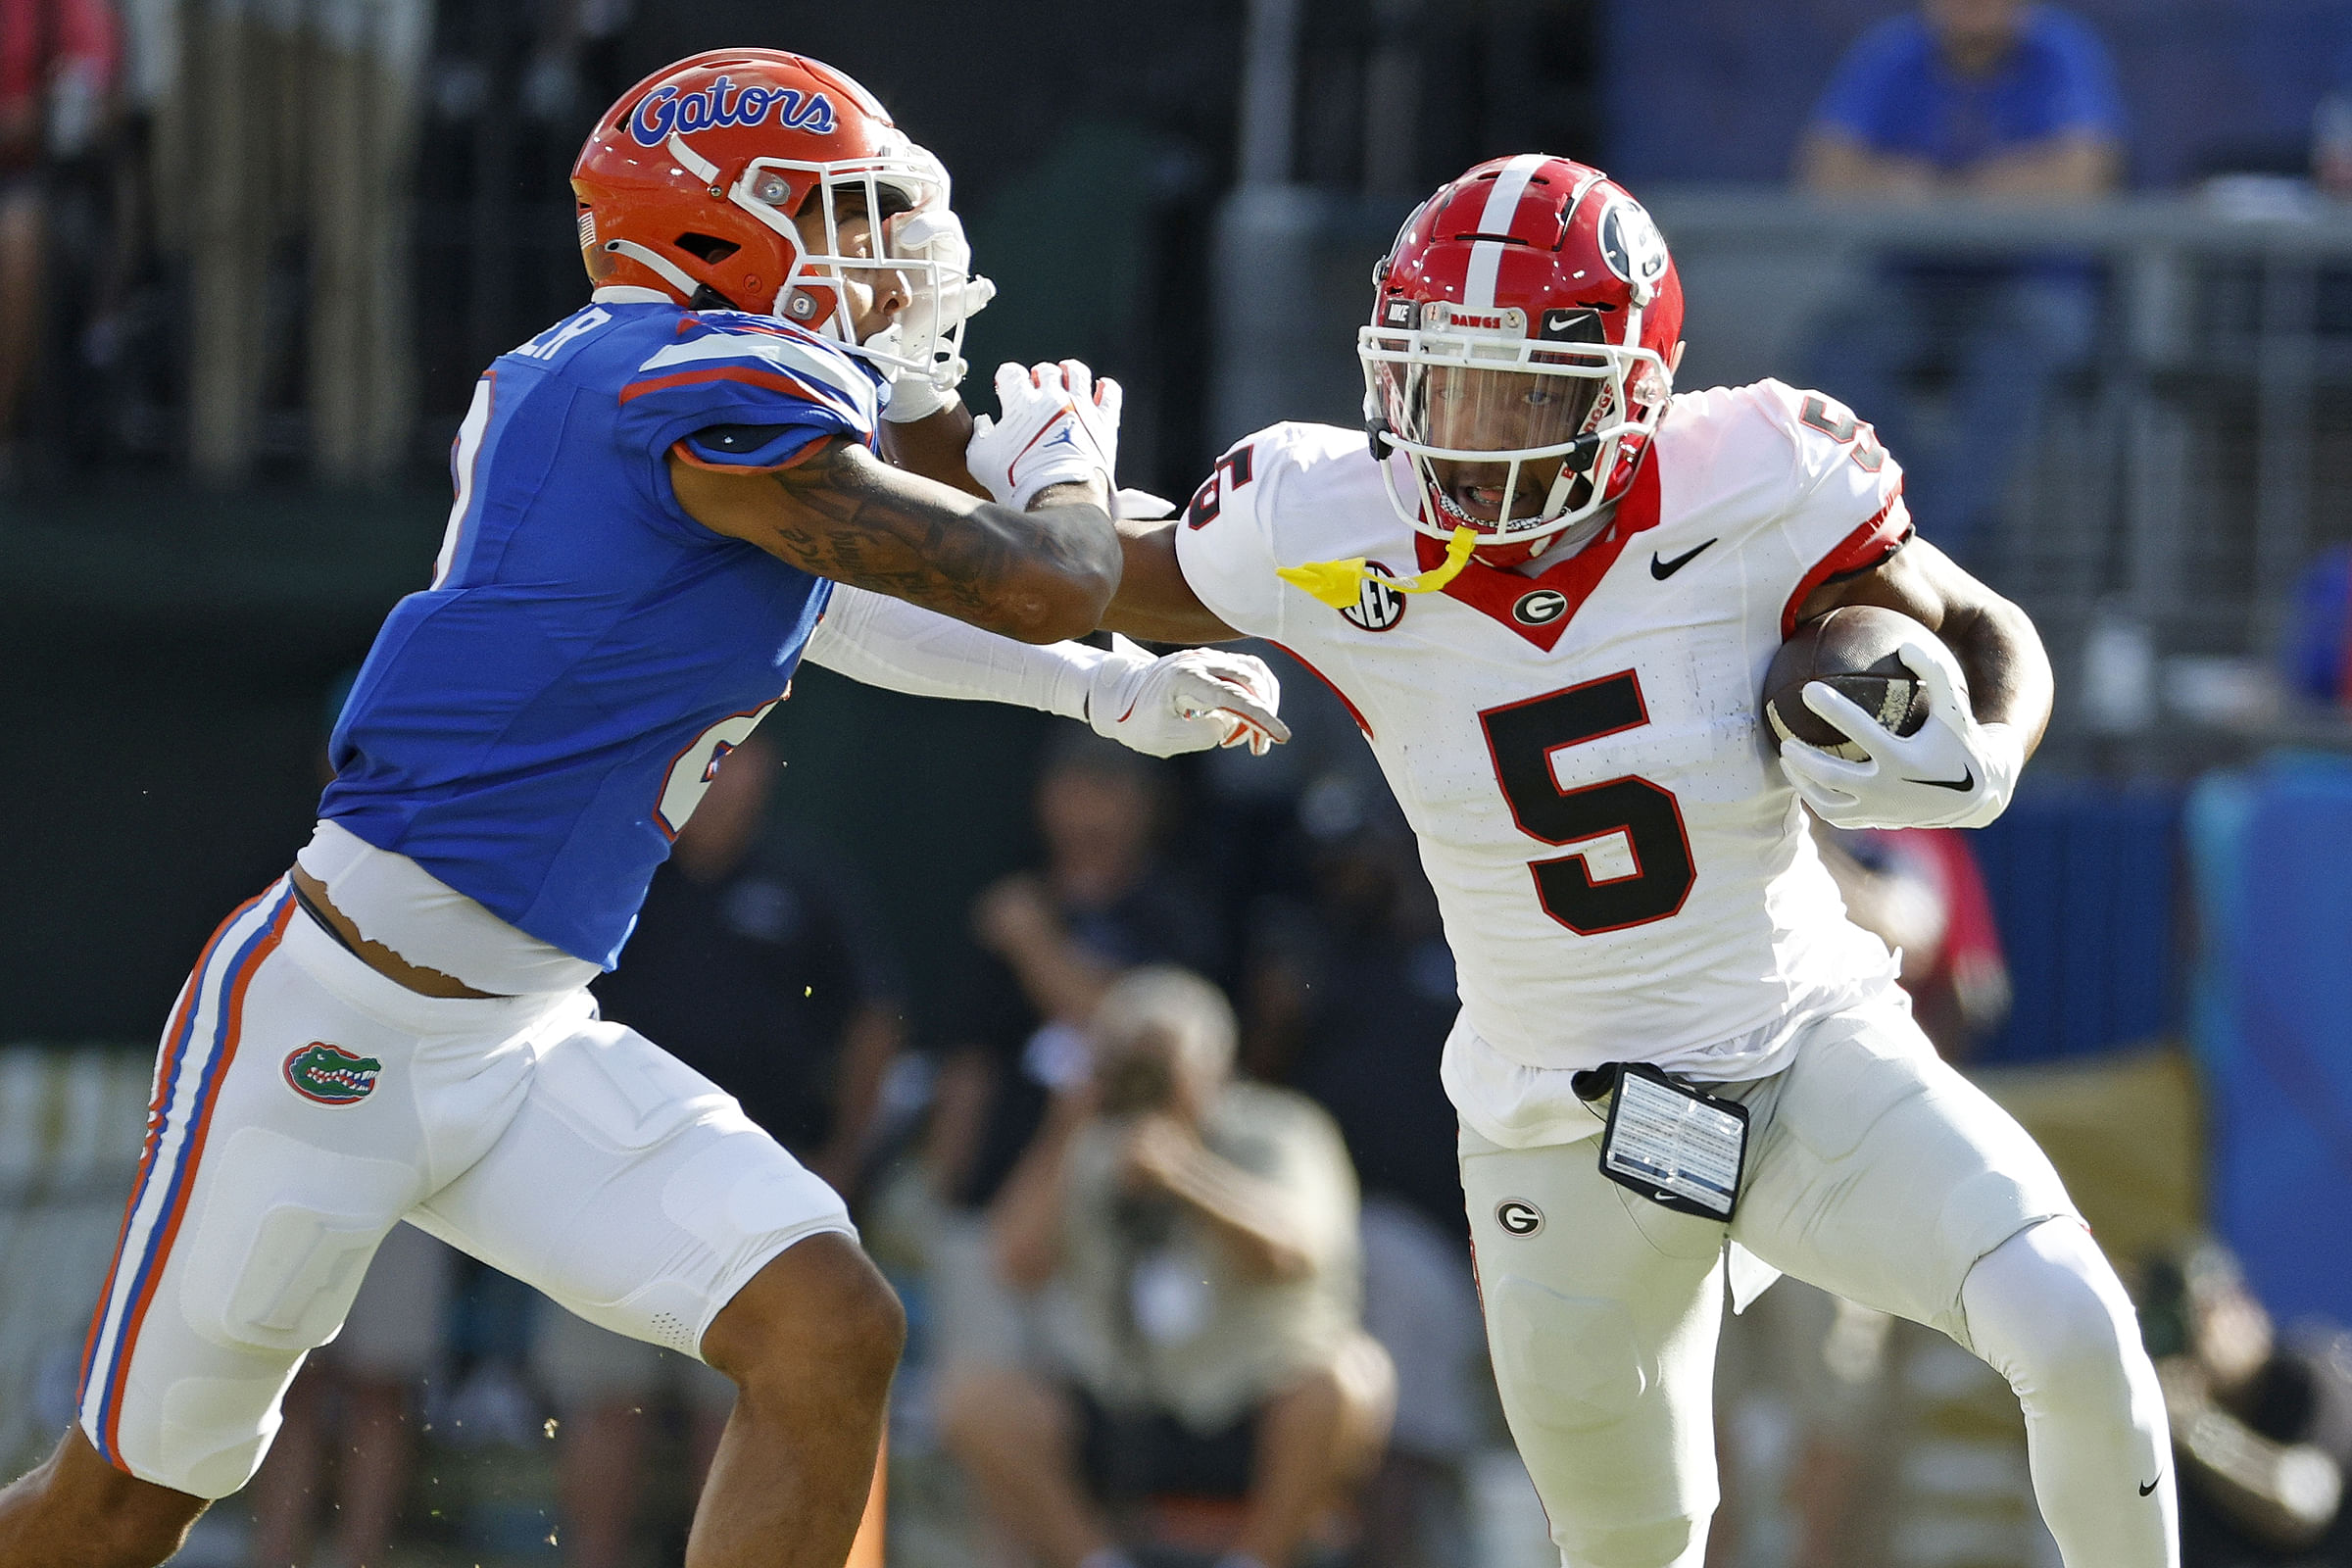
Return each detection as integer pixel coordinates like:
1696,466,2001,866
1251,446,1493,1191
296,819,601,997
803,584,1102,716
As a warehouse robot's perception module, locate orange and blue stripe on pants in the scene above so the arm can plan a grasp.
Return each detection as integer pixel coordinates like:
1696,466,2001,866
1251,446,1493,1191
74,881,297,1472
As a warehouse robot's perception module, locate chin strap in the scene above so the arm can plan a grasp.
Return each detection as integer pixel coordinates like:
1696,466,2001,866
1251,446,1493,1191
1276,525,1477,609
602,238,703,303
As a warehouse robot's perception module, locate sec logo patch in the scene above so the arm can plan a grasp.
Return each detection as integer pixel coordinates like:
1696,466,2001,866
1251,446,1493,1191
1340,562,1406,632
1495,1199,1544,1237
1512,589,1568,626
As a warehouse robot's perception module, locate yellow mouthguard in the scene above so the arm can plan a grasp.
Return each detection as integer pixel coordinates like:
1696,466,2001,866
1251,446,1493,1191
1276,526,1478,609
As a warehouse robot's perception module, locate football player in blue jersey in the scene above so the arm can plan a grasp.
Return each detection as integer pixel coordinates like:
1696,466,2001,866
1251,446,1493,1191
0,48,1285,1568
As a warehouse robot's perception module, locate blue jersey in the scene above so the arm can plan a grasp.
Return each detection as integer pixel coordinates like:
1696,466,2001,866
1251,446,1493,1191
319,299,883,968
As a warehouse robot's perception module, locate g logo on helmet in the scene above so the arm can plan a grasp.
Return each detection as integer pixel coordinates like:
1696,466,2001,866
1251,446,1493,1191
1495,1200,1544,1237
1597,198,1670,306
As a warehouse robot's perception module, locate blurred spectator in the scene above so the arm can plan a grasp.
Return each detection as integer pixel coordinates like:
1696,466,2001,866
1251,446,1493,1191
939,967,1393,1568
2142,1241,2352,1564
2314,94,2352,199
1796,0,2124,564
1242,785,1491,1568
2281,546,2352,711
530,730,908,1568
1243,784,1459,1238
592,732,906,1197
171,0,425,482
1815,823,2012,1057
923,733,1221,1380
2316,37,2352,200
245,1223,456,1568
0,0,119,483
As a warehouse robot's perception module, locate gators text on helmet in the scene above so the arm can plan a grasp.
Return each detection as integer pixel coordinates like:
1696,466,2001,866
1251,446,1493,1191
570,48,977,389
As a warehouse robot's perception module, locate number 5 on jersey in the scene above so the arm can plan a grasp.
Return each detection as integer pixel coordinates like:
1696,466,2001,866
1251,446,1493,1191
1480,671,1695,934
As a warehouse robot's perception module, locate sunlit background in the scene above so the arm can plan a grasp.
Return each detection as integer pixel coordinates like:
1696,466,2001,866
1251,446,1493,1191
3,2,2351,1565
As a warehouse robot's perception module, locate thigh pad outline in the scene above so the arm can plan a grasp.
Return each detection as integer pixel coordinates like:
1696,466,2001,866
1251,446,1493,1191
175,1127,418,1353
1488,1274,1648,1431
1761,1017,1928,1164
529,1021,744,1153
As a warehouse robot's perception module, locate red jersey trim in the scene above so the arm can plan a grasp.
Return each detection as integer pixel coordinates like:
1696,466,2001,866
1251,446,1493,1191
618,364,852,414
1780,487,1914,639
1411,456,1664,652
1267,641,1373,740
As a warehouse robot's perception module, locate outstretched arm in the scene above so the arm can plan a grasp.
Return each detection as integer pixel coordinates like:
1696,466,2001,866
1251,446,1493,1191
802,581,1286,756
1101,517,1248,645
671,438,1120,644
878,399,991,499
956,360,1246,645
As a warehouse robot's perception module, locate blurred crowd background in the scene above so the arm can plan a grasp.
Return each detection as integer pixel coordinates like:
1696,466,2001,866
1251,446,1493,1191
5,1,2352,1566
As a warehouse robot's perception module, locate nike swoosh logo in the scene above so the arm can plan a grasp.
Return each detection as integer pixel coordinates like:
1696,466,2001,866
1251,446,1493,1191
2139,1475,2161,1497
1903,767,1977,792
1650,539,1717,580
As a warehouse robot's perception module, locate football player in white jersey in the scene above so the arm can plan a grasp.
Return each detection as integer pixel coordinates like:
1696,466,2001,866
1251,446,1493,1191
975,156,2175,1568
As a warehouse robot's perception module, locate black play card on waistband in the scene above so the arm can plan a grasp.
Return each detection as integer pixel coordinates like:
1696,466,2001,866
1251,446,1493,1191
1579,1061,1749,1222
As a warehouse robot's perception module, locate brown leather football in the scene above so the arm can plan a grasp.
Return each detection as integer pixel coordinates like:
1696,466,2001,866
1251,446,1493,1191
1763,605,1936,760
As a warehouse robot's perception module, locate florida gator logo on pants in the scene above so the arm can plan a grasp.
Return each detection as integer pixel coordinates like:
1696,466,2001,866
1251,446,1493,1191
282,1043,383,1105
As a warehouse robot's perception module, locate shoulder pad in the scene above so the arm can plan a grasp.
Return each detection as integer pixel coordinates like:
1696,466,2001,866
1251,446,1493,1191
626,318,878,417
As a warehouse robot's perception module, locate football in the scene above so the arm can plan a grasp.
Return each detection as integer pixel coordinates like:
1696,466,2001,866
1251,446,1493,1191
1763,605,1936,760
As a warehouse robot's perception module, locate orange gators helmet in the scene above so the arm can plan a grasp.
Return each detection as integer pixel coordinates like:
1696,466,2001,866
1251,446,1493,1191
1360,155,1684,557
571,49,972,387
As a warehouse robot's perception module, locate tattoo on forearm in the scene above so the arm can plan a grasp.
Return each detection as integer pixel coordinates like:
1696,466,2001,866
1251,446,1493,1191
764,442,1113,625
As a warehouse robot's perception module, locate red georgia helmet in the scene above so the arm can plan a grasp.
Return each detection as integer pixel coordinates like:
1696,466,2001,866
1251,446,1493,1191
1360,155,1685,552
571,49,970,386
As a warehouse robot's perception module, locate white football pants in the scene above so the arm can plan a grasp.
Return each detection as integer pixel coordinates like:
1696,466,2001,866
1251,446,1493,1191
76,880,854,1498
1458,996,2176,1568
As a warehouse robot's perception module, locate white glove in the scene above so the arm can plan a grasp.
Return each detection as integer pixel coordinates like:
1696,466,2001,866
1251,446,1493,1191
1087,634,1289,758
877,205,998,421
1778,636,2024,830
966,361,1121,511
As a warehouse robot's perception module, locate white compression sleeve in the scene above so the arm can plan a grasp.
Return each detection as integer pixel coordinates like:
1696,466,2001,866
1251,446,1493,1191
802,584,1108,719
1962,1218,2180,1568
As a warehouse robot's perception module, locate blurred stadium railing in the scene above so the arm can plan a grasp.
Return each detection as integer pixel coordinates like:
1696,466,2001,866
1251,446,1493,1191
0,1045,152,1481
1211,186,2352,777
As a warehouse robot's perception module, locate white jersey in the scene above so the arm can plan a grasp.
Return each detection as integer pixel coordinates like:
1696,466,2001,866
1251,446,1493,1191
1177,379,1914,1149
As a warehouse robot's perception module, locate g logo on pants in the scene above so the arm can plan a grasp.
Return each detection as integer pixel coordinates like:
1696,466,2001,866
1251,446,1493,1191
1495,1199,1545,1237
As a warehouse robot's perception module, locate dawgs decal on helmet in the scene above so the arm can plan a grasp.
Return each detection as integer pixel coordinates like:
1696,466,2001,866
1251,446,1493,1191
631,77,837,148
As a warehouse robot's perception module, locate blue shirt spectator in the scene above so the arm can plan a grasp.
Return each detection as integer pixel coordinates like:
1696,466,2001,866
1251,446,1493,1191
2316,32,2352,196
1813,5,2125,175
1795,3,2124,564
